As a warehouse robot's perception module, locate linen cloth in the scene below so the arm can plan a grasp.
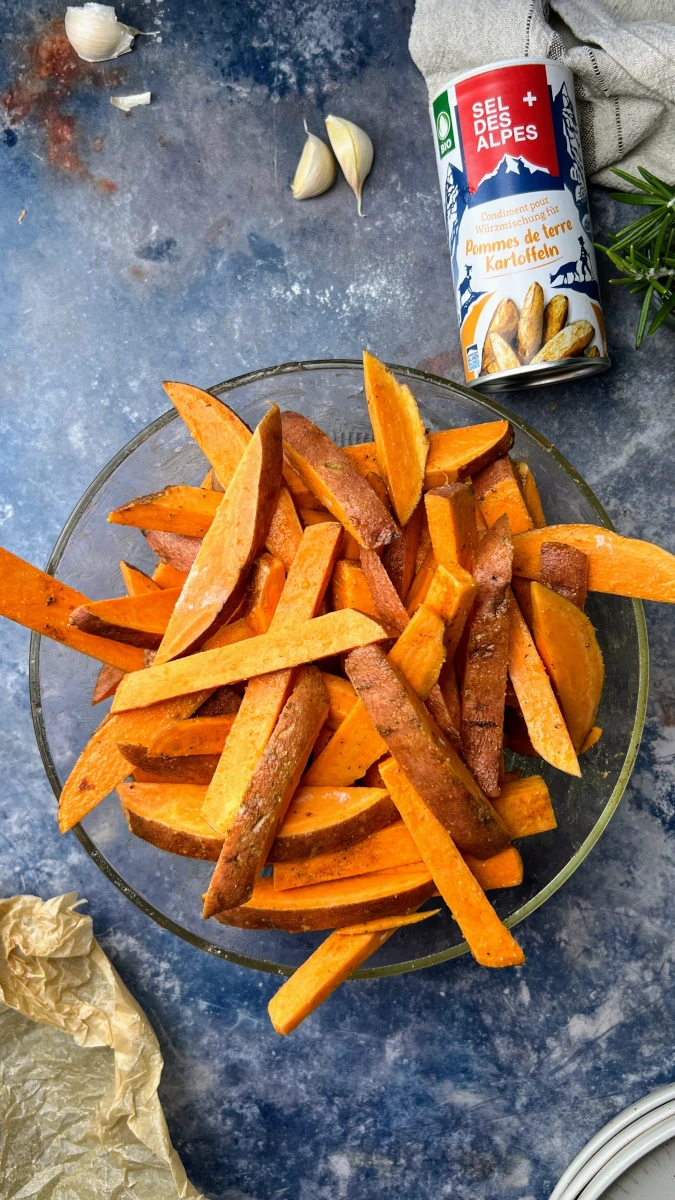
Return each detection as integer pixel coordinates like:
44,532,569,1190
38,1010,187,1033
409,0,675,188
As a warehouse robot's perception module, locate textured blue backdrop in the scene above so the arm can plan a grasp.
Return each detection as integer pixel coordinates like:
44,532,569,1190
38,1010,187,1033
1,2,674,1197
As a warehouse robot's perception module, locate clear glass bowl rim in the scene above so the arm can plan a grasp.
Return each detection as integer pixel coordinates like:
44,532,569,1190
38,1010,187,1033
28,359,649,978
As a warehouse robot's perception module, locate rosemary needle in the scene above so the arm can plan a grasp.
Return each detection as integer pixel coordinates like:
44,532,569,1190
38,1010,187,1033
595,167,675,348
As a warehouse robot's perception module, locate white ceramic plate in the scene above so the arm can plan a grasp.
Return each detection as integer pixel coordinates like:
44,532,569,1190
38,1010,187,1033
603,1135,675,1198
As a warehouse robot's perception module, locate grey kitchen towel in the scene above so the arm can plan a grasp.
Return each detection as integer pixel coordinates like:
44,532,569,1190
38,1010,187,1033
409,0,675,188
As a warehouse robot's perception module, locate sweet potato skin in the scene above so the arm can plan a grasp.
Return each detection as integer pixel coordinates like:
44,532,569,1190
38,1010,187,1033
196,686,242,717
282,411,399,550
460,515,513,798
144,529,202,573
512,524,675,602
473,457,533,535
539,541,588,609
118,781,222,860
345,644,510,859
360,548,410,636
215,865,435,932
118,741,220,784
203,668,330,915
91,664,125,705
383,499,423,599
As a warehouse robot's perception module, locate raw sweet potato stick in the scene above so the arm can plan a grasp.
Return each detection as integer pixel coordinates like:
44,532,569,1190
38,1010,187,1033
109,486,223,538
111,609,387,712
281,410,399,550
512,525,675,602
203,667,329,914
69,587,182,650
153,405,283,663
345,645,510,860
508,592,581,776
460,515,513,798
0,547,146,673
379,758,524,968
163,381,302,570
200,522,343,838
362,351,429,527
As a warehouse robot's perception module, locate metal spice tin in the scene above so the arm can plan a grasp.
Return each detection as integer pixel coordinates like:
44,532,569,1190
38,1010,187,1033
430,58,610,391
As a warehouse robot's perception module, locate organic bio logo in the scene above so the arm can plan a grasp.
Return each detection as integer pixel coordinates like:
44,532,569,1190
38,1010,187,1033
436,111,451,141
433,90,455,159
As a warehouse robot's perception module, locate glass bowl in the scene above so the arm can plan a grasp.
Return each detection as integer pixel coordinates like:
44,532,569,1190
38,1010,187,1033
30,361,648,978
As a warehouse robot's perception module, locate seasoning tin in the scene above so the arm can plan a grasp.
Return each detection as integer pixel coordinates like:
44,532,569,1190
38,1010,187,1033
430,58,609,391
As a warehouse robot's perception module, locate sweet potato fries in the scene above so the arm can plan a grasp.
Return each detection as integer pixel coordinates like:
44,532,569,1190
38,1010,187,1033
4,361,675,1035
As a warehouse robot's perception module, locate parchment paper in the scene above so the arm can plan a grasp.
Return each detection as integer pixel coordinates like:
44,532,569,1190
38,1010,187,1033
0,892,203,1200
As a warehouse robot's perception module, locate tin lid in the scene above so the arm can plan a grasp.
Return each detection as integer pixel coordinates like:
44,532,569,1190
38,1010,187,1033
430,57,569,104
470,356,610,394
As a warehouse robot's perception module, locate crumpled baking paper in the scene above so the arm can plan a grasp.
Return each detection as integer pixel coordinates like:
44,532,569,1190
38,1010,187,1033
0,892,203,1200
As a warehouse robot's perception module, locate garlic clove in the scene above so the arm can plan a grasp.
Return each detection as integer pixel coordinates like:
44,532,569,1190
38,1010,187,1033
325,115,373,217
291,121,336,201
111,92,152,112
65,3,135,63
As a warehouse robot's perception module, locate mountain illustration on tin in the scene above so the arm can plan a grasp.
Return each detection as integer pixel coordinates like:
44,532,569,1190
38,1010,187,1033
470,154,559,205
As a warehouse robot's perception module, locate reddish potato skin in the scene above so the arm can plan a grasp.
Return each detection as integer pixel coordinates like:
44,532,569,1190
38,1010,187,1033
143,529,202,572
460,515,513,798
539,542,588,609
360,548,409,636
70,608,163,650
344,644,510,859
214,870,435,932
117,742,220,784
203,668,330,915
282,411,399,550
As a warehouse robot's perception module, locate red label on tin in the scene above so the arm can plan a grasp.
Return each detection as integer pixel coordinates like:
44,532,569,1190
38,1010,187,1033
455,62,559,193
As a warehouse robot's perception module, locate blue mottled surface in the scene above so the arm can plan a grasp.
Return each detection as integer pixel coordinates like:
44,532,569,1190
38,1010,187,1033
1,3,674,1197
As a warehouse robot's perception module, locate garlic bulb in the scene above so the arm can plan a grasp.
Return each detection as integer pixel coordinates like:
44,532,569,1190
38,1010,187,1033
325,115,373,216
65,4,135,62
111,92,151,112
291,121,336,201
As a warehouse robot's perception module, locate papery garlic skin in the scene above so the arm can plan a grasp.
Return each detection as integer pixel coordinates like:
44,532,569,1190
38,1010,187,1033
291,121,336,201
325,115,373,216
111,92,151,112
65,4,135,62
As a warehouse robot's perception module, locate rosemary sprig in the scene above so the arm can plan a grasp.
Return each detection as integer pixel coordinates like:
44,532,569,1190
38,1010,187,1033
595,166,675,348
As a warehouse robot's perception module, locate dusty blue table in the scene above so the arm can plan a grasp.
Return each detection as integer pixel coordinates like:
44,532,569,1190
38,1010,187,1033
1,3,674,1197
